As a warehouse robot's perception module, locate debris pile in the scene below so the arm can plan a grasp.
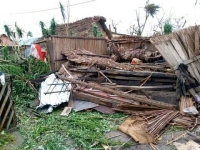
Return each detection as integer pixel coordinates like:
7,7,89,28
33,25,200,145
41,48,194,143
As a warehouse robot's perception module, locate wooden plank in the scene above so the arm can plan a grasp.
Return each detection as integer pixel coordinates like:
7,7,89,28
107,75,145,81
195,26,199,55
170,37,188,60
70,68,176,78
46,40,54,71
6,110,14,129
0,87,11,116
73,91,114,107
166,40,183,64
103,85,174,91
0,83,7,101
154,42,177,67
0,100,13,131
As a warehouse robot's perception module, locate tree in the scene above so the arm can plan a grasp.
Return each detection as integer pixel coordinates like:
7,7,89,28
59,1,70,35
27,31,33,38
15,22,24,39
111,19,121,33
164,21,173,34
59,2,66,23
39,21,49,37
3,23,25,57
131,0,160,36
49,18,57,35
4,25,12,39
39,18,57,37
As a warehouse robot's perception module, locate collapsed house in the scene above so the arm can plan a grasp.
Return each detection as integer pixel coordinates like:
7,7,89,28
55,16,112,39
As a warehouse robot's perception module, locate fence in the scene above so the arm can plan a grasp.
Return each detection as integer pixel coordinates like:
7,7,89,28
0,75,16,131
41,36,107,71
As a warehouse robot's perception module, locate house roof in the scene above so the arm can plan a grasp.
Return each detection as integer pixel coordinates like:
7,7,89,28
56,16,112,39
0,34,17,46
19,37,39,46
108,35,151,44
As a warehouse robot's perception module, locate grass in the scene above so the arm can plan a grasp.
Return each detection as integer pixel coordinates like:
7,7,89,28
16,109,127,150
0,131,16,148
165,125,184,133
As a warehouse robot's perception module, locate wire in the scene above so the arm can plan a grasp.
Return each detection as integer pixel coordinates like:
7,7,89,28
7,0,96,15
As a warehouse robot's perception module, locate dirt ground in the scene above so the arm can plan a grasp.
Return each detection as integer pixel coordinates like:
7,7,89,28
5,126,199,150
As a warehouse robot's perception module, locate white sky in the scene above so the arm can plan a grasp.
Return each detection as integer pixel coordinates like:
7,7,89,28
0,0,200,37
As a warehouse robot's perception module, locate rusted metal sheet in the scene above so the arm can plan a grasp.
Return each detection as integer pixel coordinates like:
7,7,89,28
73,99,99,112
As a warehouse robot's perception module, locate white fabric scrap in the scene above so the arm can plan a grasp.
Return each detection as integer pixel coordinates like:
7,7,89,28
0,73,5,85
37,74,71,111
183,106,199,115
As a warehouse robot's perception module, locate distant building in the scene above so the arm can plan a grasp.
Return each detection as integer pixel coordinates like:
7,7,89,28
19,37,39,57
55,16,112,39
0,34,16,46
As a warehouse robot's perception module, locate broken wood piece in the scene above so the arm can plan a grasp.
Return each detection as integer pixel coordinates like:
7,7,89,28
140,73,152,87
68,95,74,108
99,70,113,83
77,53,110,58
60,107,72,116
103,85,174,91
69,68,176,78
73,91,114,107
62,64,73,78
195,26,200,55
57,74,176,109
77,87,137,106
150,143,159,150
167,131,188,145
44,90,70,94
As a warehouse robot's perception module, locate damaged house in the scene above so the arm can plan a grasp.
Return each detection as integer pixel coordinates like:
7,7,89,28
55,16,112,39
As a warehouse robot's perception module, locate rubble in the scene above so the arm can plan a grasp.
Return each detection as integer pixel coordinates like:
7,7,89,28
32,25,200,147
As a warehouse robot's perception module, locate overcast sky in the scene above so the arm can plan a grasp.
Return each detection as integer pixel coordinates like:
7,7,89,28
0,0,199,37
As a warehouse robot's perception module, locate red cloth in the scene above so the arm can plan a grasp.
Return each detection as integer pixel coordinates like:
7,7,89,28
35,44,46,61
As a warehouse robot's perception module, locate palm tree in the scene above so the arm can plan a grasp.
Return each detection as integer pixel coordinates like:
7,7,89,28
140,0,160,35
59,2,66,23
27,31,33,38
15,22,24,39
39,21,49,37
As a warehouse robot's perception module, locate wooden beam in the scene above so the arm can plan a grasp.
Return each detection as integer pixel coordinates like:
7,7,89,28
195,26,200,55
69,68,176,78
102,85,174,91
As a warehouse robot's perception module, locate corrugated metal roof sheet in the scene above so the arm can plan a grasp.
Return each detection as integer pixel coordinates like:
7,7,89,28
19,37,39,46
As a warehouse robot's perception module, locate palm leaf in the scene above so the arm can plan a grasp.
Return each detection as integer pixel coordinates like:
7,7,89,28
15,22,24,39
39,21,49,37
59,2,66,23
49,18,57,35
145,3,160,17
4,25,11,39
